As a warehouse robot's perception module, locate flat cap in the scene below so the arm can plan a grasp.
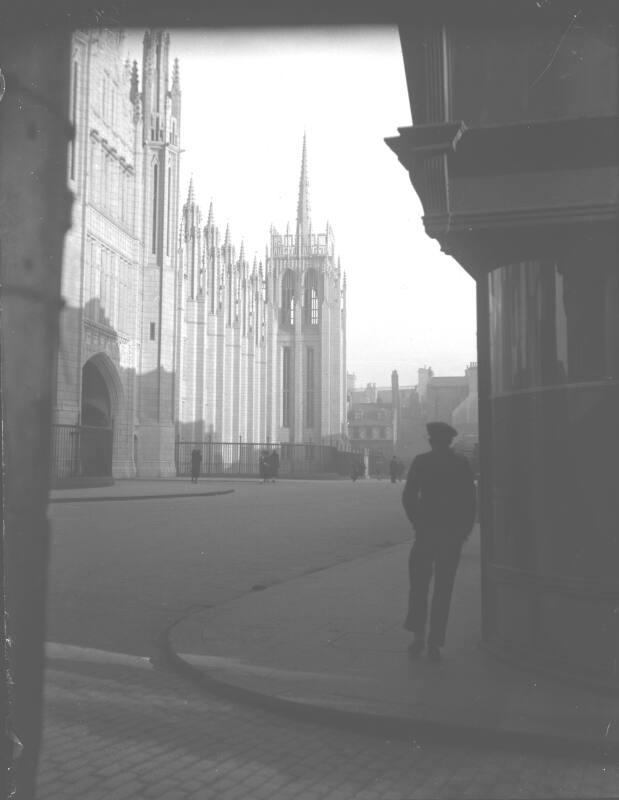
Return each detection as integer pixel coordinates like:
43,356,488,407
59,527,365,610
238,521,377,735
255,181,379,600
426,421,458,440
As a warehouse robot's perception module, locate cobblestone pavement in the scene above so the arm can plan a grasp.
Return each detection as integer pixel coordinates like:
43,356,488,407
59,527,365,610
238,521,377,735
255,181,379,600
39,651,619,800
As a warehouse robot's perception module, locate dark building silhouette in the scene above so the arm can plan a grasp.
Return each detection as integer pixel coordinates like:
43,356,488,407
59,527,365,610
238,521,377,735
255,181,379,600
386,3,619,687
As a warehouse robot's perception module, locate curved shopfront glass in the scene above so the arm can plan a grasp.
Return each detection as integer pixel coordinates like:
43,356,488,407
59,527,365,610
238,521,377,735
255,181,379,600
489,257,619,395
486,250,619,678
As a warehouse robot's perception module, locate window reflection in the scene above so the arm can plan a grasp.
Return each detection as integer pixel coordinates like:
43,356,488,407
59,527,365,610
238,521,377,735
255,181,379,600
450,17,618,126
489,253,619,394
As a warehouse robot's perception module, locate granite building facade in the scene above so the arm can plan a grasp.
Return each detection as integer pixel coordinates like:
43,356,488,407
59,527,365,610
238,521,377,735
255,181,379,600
54,30,347,479
177,135,348,446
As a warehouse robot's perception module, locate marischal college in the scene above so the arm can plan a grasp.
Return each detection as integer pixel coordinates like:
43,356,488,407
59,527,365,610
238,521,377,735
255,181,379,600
53,28,347,481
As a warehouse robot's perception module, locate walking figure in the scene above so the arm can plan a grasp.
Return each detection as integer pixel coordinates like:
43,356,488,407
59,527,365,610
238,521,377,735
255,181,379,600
259,450,270,483
190,448,202,483
389,455,399,483
351,459,365,481
268,449,280,483
402,422,476,662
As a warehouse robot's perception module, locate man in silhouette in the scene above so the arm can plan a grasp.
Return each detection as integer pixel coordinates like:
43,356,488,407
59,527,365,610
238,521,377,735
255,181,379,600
268,449,280,483
389,455,399,483
190,448,202,483
402,422,477,662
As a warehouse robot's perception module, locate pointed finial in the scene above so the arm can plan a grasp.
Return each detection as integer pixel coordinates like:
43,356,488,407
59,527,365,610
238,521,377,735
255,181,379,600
224,224,231,247
172,57,180,90
239,240,246,263
130,60,139,105
207,200,214,227
296,131,311,239
187,176,194,205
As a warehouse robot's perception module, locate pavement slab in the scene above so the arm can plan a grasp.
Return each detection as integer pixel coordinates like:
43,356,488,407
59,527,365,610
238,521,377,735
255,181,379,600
168,532,619,756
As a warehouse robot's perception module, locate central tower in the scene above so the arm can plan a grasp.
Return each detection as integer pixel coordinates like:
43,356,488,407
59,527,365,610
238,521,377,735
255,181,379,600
268,135,347,444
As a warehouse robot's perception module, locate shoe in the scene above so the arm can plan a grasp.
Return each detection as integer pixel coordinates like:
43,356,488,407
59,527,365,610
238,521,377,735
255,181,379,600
427,644,441,662
407,638,425,657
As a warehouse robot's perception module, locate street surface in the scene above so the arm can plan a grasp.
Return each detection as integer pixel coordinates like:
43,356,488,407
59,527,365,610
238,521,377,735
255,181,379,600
47,479,412,656
39,480,619,799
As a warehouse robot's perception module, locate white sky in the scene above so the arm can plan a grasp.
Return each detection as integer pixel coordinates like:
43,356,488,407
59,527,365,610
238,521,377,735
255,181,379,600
126,27,476,387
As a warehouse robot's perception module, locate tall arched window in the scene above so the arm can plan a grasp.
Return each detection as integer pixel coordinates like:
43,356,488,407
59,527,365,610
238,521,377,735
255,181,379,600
248,286,254,333
166,165,172,255
282,347,292,428
210,252,216,312
69,60,79,181
151,162,158,254
242,281,247,335
304,270,320,326
281,270,295,327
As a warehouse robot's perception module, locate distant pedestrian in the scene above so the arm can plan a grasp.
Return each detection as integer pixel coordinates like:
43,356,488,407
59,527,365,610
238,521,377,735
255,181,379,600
402,422,476,662
190,448,202,483
269,449,280,483
389,456,399,483
259,450,270,483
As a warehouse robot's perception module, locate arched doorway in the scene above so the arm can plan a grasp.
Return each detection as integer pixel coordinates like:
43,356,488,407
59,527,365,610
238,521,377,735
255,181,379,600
80,358,114,476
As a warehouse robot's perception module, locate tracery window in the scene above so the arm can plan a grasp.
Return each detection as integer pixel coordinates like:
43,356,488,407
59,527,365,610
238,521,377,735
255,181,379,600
304,270,320,326
305,347,315,427
151,162,158,254
282,347,292,428
281,270,295,327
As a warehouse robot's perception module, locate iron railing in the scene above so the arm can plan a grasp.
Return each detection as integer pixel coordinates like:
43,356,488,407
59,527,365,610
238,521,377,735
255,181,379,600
50,424,113,479
175,440,362,478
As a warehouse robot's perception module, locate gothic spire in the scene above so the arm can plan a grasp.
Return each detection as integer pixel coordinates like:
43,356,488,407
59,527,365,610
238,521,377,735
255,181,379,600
187,176,194,206
296,132,311,239
239,240,246,263
207,201,214,227
224,224,231,247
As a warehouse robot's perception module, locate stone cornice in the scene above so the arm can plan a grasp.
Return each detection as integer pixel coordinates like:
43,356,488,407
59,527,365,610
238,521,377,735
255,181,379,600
386,116,619,267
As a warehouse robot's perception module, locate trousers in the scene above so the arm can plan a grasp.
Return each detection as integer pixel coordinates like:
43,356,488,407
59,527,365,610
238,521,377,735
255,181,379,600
404,532,463,647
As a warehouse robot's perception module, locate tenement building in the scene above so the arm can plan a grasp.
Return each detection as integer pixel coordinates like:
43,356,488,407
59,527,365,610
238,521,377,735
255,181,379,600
53,29,347,480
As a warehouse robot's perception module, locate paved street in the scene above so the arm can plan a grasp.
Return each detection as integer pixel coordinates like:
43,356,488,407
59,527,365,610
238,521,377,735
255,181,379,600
41,647,619,800
47,479,411,656
39,480,619,799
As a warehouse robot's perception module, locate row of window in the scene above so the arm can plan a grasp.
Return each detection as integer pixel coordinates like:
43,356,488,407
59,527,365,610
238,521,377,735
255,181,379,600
282,346,316,428
85,236,134,335
149,113,178,146
349,426,393,441
281,270,320,327
89,140,134,226
349,408,389,422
